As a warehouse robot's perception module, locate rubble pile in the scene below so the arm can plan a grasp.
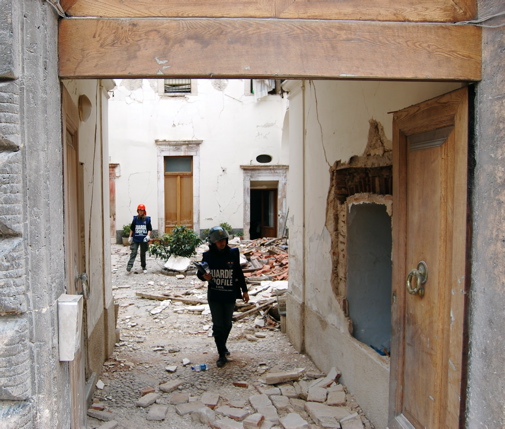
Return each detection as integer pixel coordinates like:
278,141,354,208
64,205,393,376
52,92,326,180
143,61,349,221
236,237,289,283
91,245,373,428
158,237,290,329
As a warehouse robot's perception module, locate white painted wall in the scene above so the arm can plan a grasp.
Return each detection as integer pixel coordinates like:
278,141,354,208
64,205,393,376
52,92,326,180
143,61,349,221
109,79,287,236
285,80,462,428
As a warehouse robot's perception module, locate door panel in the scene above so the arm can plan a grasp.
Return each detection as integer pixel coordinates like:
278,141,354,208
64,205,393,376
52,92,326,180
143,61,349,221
164,156,193,232
389,88,468,428
261,189,277,237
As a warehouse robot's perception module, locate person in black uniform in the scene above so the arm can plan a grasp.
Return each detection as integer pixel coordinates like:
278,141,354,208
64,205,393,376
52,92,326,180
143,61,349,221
197,226,249,367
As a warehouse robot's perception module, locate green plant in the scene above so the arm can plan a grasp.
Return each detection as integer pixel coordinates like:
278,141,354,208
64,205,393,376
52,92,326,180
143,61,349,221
219,222,233,234
235,231,244,237
122,224,131,237
149,226,202,260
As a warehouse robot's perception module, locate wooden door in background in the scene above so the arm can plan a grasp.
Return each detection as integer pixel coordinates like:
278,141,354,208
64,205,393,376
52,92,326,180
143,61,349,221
164,156,193,232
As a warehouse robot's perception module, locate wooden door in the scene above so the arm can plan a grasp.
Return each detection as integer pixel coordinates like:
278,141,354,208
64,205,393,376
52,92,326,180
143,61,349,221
261,189,277,238
389,88,469,428
164,156,193,232
62,88,87,428
250,188,278,239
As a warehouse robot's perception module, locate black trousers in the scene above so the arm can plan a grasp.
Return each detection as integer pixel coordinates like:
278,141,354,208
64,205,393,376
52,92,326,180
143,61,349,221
127,241,148,270
208,300,235,357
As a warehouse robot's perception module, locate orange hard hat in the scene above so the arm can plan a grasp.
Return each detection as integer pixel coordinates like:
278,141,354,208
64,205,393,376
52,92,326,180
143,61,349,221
137,204,146,211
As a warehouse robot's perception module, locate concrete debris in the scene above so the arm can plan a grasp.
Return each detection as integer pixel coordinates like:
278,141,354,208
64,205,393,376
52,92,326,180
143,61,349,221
159,379,184,393
280,412,310,429
150,300,171,315
191,406,217,425
165,365,177,373
215,405,250,421
91,245,372,429
201,391,220,409
87,409,115,421
146,404,168,421
243,412,264,429
265,368,305,385
164,255,192,272
175,400,206,416
135,392,160,407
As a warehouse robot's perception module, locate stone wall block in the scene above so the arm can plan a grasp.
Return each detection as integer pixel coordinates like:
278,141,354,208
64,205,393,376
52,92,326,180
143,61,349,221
0,401,33,428
0,317,32,400
0,0,19,79
0,238,27,314
0,151,22,236
0,81,20,150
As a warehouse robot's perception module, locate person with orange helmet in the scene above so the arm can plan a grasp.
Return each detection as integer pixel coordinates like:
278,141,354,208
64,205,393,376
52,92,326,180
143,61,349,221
126,204,152,274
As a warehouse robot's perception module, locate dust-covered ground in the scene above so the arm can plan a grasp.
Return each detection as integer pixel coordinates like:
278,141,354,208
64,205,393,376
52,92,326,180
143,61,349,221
87,244,373,429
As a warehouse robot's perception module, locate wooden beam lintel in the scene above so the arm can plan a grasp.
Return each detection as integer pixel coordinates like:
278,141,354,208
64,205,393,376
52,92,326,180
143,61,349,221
66,0,477,22
59,18,482,81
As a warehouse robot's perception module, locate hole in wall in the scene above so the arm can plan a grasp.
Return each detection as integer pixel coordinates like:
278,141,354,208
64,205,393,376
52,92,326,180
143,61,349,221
347,202,392,355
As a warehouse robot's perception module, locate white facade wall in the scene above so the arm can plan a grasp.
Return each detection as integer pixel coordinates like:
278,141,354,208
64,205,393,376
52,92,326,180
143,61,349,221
109,79,288,237
285,80,461,428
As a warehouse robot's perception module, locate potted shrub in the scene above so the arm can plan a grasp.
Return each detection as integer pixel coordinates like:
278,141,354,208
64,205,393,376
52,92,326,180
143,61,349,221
121,224,131,246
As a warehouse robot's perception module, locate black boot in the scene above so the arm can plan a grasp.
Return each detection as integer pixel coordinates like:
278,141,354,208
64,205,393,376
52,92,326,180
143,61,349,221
216,355,228,368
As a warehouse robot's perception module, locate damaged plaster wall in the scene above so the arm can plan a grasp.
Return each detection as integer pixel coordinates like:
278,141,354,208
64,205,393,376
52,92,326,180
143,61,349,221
285,79,461,428
108,79,287,236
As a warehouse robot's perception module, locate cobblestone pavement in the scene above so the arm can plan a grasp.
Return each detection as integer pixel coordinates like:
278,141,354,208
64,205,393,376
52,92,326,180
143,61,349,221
87,245,374,429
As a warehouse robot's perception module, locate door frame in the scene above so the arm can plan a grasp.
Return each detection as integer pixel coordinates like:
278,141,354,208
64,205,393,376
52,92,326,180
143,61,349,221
241,165,288,240
62,86,87,428
388,87,470,428
250,187,279,239
156,140,202,234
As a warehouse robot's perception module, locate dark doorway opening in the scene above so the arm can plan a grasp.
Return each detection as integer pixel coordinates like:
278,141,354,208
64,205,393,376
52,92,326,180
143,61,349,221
250,188,278,239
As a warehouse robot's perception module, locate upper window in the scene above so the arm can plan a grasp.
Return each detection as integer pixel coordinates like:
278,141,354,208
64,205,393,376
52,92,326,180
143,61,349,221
165,156,192,173
245,79,283,99
163,79,192,95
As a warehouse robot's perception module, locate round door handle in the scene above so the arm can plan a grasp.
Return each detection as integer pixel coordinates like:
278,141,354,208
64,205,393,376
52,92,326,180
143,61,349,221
406,261,428,298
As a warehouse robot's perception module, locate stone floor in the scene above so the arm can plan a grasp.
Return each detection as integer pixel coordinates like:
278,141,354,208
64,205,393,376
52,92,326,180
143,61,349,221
87,245,374,429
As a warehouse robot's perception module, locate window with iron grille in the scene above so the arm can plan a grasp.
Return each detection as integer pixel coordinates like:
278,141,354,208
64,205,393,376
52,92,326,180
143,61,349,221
164,79,192,94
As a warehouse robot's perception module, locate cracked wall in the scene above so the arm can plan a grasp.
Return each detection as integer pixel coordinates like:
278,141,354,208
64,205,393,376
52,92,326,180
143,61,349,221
285,79,462,428
109,79,288,236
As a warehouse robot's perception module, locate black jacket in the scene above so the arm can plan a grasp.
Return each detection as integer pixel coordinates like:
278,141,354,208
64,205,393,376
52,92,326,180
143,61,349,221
197,245,247,303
